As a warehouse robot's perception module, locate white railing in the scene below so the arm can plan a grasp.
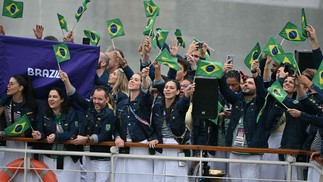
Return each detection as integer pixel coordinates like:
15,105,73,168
0,137,322,182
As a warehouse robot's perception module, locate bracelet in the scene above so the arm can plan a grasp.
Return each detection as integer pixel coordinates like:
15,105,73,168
251,69,257,73
86,135,90,144
264,66,269,70
143,53,150,57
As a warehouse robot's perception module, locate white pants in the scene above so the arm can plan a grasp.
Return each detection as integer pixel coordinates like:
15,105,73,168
153,138,189,182
41,155,81,182
229,153,262,182
115,140,153,182
260,132,285,181
307,160,323,182
85,156,110,182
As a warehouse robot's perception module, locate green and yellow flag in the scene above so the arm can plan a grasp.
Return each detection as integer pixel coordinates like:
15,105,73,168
244,42,261,69
279,22,306,42
143,0,159,17
175,29,185,48
75,2,87,22
156,48,181,71
4,114,31,136
57,13,69,32
84,0,91,5
84,29,100,46
301,8,307,37
2,0,23,18
152,29,169,49
143,13,157,36
268,80,287,104
312,61,323,89
107,18,125,39
53,43,70,63
263,37,284,57
272,53,298,70
196,60,223,79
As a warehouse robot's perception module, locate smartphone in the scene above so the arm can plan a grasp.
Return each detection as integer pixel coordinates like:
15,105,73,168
227,55,234,64
82,37,90,45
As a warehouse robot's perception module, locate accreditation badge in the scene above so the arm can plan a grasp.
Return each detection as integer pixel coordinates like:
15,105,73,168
106,124,111,131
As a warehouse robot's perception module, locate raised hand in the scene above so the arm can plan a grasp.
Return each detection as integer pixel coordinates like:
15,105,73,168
33,24,44,39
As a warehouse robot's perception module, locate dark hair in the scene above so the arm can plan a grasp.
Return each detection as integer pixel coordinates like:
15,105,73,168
165,79,181,102
43,35,58,41
178,57,189,79
225,70,240,81
94,85,110,99
12,74,38,115
46,87,71,115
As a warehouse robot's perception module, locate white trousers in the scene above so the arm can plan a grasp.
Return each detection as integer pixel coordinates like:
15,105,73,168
41,155,81,182
229,153,262,182
85,156,111,182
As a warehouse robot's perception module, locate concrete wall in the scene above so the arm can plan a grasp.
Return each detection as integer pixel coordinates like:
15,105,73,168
1,0,322,74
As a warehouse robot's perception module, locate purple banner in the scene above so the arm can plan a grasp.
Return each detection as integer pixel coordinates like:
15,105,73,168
0,35,99,99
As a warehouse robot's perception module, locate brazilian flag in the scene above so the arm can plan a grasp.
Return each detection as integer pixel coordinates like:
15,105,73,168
143,0,160,17
263,37,284,57
175,29,185,48
84,29,100,46
107,18,125,39
279,22,306,42
4,114,31,136
152,29,169,49
75,2,87,22
196,60,223,79
312,61,323,89
143,13,157,36
244,42,261,69
57,13,69,32
2,0,23,19
272,53,298,70
268,80,287,104
53,43,70,63
84,0,91,5
156,48,181,71
301,8,307,37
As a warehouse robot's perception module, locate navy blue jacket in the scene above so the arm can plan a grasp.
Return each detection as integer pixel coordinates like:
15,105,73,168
151,95,191,145
36,107,81,162
69,90,116,158
115,91,153,142
219,75,267,147
313,48,323,69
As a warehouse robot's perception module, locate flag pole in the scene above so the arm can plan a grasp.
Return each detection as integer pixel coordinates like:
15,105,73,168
112,39,116,50
281,102,289,110
61,29,65,38
280,38,285,46
71,21,78,32
57,62,62,71
148,48,162,68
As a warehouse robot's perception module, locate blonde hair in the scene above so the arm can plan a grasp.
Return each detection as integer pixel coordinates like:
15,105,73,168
112,68,128,95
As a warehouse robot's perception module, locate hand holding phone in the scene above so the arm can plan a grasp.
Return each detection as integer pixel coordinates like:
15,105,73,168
227,55,234,64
